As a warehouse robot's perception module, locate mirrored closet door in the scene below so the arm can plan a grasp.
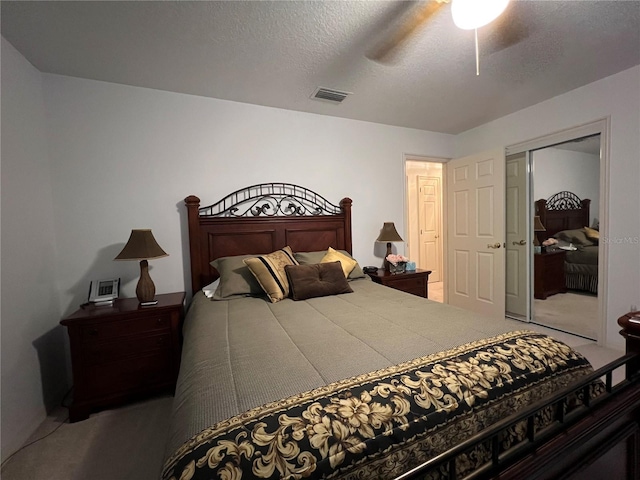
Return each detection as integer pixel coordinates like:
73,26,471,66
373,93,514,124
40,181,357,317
505,134,602,341
531,135,601,340
505,152,529,321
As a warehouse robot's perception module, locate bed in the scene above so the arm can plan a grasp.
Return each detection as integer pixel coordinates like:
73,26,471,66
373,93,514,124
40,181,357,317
535,191,598,295
163,183,640,480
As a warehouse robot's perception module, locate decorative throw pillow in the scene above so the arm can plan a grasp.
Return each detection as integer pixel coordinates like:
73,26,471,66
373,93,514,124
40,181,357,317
294,249,366,280
285,262,353,301
554,229,594,247
320,247,358,278
243,246,299,303
210,254,264,299
293,250,327,265
583,226,600,243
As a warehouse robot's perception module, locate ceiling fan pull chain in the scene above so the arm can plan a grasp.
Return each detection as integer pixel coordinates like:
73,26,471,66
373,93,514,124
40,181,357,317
475,28,480,76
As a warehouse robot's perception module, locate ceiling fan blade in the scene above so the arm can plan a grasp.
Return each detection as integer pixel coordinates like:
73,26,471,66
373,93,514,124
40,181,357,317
369,0,448,62
483,4,531,54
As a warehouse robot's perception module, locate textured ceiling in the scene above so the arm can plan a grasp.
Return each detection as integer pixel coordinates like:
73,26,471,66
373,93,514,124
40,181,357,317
2,1,639,134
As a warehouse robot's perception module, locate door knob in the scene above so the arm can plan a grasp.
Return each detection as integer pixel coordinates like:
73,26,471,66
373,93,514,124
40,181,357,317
487,243,501,249
512,240,527,245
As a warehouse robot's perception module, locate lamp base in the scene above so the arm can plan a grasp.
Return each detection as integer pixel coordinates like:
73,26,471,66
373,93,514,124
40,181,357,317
136,259,156,303
383,242,392,272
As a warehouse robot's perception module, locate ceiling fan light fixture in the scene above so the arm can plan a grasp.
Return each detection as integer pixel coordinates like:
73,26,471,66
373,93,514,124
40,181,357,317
451,0,510,30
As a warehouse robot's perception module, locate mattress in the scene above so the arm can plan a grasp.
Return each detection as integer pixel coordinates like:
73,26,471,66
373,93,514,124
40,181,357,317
162,279,599,479
564,245,598,276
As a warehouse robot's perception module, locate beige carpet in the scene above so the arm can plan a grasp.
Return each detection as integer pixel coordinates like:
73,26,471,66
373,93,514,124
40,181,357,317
1,395,173,480
533,291,599,340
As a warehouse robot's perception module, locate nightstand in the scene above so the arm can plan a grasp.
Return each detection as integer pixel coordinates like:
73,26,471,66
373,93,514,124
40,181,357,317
60,292,185,422
366,269,431,298
534,251,567,299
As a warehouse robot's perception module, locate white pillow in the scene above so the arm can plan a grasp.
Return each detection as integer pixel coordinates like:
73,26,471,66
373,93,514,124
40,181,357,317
202,279,220,298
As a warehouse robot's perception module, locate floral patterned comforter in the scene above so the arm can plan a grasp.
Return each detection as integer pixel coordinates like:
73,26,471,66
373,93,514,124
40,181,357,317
162,330,600,480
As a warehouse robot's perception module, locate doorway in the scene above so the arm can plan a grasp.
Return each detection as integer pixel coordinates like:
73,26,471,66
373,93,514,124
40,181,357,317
405,158,444,303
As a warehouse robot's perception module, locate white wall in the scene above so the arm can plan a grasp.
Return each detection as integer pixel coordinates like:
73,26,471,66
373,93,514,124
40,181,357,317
457,65,640,350
1,38,65,461
533,147,600,227
42,74,456,315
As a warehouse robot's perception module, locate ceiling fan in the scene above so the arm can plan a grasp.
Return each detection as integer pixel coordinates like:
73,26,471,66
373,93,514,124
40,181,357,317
369,0,526,71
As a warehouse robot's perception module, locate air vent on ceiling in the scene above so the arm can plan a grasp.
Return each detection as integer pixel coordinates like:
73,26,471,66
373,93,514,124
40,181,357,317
311,87,352,104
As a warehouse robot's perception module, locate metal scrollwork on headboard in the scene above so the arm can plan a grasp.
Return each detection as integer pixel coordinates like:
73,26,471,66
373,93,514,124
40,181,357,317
198,183,342,217
546,191,583,211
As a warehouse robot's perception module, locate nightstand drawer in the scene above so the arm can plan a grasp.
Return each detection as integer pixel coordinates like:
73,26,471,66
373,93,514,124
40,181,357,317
534,251,567,299
86,333,171,365
388,278,426,297
366,269,431,298
84,351,172,399
80,314,171,343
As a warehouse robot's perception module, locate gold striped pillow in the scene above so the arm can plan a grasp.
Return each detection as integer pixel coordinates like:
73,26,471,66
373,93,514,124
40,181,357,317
243,246,299,303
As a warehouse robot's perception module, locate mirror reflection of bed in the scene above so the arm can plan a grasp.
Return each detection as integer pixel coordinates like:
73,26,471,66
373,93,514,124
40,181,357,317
531,135,601,340
534,192,598,339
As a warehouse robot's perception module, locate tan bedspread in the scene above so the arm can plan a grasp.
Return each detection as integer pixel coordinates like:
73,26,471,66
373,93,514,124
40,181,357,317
165,279,534,460
163,328,599,480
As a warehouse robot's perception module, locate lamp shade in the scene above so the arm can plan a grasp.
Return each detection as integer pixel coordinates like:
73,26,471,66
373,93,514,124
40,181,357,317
451,0,510,30
114,229,168,261
114,229,168,303
533,216,546,232
376,222,404,243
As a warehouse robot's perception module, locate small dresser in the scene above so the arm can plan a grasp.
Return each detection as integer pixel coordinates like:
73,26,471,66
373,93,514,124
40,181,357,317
60,292,185,422
366,268,431,298
534,251,567,300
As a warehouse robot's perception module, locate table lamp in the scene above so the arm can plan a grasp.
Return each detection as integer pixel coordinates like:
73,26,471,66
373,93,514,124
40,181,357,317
376,222,404,271
533,216,546,245
114,229,168,305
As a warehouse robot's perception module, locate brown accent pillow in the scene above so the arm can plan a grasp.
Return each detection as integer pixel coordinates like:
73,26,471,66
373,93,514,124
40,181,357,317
285,262,353,301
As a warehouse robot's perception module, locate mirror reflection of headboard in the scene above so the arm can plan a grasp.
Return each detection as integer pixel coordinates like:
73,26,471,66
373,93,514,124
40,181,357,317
535,191,590,239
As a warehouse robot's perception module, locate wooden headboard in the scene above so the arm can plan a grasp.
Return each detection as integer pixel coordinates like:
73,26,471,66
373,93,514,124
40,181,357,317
535,191,590,239
185,183,352,294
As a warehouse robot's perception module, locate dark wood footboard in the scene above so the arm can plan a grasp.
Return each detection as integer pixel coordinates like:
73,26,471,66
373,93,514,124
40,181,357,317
397,311,640,480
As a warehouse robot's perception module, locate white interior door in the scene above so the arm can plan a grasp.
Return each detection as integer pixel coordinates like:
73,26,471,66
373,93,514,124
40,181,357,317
418,175,442,282
505,153,529,319
446,148,505,318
